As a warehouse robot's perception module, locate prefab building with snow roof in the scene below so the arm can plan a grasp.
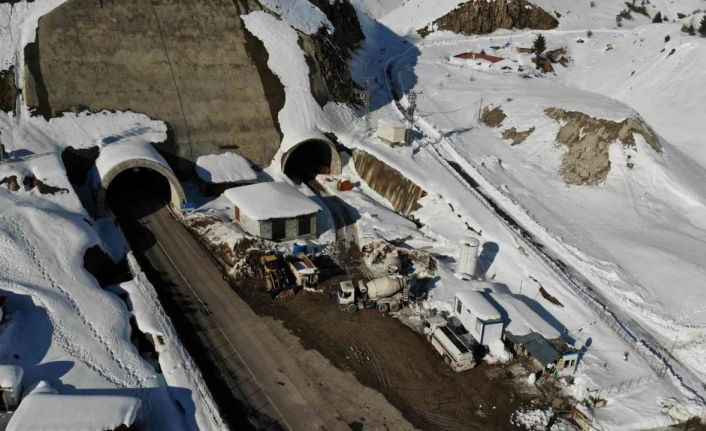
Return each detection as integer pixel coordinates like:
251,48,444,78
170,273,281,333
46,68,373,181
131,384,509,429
225,182,321,241
195,152,258,196
454,290,504,346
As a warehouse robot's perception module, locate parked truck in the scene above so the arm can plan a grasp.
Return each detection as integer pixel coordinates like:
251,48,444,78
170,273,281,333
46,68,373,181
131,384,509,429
286,253,319,290
338,276,409,313
258,253,295,301
424,316,475,372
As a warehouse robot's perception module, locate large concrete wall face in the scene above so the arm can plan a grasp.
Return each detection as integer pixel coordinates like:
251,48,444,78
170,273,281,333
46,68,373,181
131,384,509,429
25,0,283,175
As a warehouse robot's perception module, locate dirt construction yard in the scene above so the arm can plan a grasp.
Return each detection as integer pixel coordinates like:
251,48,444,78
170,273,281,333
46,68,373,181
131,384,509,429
239,285,551,431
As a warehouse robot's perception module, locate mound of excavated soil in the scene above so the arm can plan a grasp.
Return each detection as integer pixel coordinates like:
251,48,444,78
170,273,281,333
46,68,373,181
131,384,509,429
0,67,15,113
545,108,661,185
421,0,558,37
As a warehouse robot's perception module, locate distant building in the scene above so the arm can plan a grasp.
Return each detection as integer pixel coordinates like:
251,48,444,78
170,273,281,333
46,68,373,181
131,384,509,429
453,290,503,347
225,182,321,241
195,152,258,196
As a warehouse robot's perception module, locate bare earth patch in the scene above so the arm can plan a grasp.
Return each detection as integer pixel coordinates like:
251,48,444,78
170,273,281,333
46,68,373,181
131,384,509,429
545,108,661,185
481,107,507,128
502,127,535,145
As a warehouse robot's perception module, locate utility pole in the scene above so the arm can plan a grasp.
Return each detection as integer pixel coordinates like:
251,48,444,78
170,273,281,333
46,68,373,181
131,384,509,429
477,98,484,125
354,78,374,133
405,91,418,146
363,77,374,132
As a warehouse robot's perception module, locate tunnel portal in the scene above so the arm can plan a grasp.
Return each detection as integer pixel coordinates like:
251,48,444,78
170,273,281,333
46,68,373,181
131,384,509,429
105,167,174,219
282,139,342,182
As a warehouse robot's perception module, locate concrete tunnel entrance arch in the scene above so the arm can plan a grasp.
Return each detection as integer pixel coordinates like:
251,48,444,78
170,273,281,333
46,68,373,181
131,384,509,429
94,142,185,217
281,138,342,182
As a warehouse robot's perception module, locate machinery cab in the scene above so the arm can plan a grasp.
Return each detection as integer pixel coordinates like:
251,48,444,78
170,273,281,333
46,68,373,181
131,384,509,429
260,254,279,272
338,280,356,306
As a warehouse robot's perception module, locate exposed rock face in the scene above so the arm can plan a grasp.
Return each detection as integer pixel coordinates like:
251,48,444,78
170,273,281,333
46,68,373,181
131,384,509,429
545,108,661,185
422,0,558,36
352,149,426,215
300,0,364,106
502,127,535,145
0,67,15,113
307,0,364,52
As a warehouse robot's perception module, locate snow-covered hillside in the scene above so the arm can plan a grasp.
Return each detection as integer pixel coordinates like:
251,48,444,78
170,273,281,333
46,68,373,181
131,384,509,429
344,0,706,427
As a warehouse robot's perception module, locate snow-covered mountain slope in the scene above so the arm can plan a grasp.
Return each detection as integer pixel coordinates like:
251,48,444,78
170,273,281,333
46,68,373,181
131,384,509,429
0,150,222,429
341,1,706,427
356,0,706,35
366,0,706,401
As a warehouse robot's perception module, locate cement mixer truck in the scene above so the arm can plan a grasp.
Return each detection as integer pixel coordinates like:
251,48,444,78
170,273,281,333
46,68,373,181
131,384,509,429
338,276,410,313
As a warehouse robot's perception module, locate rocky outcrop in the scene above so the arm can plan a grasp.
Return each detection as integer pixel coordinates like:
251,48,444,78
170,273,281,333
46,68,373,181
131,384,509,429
545,108,661,185
0,67,15,113
420,0,558,37
481,107,506,128
307,0,364,53
300,0,364,106
352,149,427,215
502,127,534,145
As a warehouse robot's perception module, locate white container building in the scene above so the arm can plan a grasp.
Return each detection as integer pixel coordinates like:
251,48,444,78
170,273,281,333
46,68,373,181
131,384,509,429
454,290,503,346
376,119,407,145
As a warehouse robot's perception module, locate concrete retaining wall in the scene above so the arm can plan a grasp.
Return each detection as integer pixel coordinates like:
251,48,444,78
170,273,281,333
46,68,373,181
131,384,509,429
26,0,283,175
352,149,426,216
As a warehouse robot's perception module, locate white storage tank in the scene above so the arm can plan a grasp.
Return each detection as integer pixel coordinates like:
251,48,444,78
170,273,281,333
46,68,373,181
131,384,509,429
376,119,407,145
458,237,480,278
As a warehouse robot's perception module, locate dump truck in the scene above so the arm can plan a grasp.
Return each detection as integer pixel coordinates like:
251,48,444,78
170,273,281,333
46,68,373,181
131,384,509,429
338,275,409,313
286,253,319,290
424,316,475,372
259,253,292,300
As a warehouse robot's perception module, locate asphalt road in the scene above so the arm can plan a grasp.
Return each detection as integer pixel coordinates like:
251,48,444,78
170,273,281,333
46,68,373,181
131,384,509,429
110,182,414,430
130,204,332,429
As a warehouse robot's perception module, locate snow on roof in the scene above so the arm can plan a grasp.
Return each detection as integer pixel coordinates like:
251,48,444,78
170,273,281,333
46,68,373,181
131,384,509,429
0,365,23,390
95,141,170,180
491,293,561,339
7,393,141,431
455,290,501,321
224,182,321,220
195,152,257,184
506,332,559,366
